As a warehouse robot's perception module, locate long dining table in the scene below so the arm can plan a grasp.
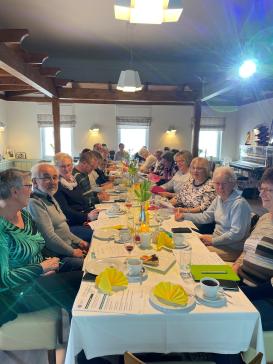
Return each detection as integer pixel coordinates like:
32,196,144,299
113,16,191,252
64,203,266,364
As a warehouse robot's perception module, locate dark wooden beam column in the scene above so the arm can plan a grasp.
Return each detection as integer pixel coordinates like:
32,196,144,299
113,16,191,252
191,99,202,157
52,98,61,153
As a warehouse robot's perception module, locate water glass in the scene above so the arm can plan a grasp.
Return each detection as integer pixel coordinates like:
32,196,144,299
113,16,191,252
179,245,192,277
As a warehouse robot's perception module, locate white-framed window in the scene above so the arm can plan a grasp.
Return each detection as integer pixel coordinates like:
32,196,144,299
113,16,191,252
40,127,73,159
195,117,225,160
199,129,223,160
116,117,151,155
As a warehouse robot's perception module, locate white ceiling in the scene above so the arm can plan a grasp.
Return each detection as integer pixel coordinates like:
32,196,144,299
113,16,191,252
0,0,272,85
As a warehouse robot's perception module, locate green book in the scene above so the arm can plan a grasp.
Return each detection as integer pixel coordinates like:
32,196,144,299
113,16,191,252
191,265,240,281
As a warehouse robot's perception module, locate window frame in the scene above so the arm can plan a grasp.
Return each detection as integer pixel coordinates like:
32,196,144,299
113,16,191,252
117,124,150,154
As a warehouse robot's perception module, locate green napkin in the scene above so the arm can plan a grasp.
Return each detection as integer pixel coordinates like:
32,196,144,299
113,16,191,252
191,265,240,281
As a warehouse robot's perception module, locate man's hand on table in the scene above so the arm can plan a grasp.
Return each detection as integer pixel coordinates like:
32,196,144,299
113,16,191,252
73,248,84,258
200,234,213,246
88,209,99,221
79,241,89,250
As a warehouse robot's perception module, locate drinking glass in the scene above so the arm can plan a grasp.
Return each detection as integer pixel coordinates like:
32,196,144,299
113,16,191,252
179,245,192,278
124,239,135,255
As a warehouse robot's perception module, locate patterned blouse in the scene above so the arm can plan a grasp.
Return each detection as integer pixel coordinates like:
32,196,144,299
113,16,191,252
0,209,44,291
175,177,216,211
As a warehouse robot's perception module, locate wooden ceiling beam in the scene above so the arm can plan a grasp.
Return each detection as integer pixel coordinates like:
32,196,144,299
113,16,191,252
0,43,57,97
58,87,198,103
5,90,40,97
0,29,29,44
0,69,12,77
0,85,34,91
4,95,195,105
0,76,29,85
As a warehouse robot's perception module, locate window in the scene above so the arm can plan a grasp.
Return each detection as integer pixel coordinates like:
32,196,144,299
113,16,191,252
199,129,222,160
40,127,73,159
116,117,151,155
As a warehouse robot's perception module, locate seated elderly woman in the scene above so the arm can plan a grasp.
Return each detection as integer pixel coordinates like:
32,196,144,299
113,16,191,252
175,166,252,262
0,169,82,327
138,147,157,173
233,167,273,330
28,163,89,271
54,153,97,242
159,150,192,198
170,157,216,213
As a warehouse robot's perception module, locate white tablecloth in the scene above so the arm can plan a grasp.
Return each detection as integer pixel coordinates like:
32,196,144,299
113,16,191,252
65,215,265,364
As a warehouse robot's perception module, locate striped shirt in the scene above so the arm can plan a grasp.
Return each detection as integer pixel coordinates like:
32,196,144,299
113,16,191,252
239,213,273,285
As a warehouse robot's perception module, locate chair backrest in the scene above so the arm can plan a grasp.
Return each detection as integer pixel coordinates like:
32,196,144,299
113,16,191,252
247,352,263,364
124,352,145,364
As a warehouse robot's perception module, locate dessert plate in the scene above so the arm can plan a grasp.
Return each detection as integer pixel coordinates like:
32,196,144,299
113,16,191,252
194,285,227,307
149,292,195,312
85,258,125,275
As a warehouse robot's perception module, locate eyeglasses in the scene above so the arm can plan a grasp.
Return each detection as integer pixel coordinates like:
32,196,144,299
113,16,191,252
23,184,32,188
36,175,58,182
258,187,273,194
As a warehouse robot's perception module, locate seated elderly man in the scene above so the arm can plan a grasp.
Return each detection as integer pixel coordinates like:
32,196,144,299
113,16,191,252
175,166,252,262
73,150,109,204
28,163,88,271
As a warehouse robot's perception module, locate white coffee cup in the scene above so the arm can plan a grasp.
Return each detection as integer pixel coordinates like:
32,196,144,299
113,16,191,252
173,233,186,247
127,258,143,276
111,204,120,213
200,277,221,299
139,232,152,249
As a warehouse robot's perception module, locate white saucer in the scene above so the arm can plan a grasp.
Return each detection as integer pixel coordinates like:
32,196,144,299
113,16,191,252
106,210,126,217
93,228,117,241
194,285,227,307
149,292,195,312
127,272,148,283
174,242,190,249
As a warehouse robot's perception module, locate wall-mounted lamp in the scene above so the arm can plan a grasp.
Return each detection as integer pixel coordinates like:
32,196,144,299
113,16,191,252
89,125,100,134
166,126,176,135
0,122,6,132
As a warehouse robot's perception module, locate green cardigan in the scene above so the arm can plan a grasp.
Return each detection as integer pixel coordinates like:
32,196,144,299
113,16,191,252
0,209,44,291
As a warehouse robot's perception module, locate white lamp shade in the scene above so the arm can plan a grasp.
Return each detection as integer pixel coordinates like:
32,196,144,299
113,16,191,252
117,70,143,92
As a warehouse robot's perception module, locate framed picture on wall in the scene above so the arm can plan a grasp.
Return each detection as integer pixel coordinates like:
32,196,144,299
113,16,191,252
6,148,15,159
15,152,27,159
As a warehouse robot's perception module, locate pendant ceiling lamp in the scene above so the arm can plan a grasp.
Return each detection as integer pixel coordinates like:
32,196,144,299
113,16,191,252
114,0,183,24
117,69,143,92
116,24,143,92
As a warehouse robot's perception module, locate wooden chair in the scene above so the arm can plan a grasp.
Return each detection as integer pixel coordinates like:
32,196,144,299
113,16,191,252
0,307,63,364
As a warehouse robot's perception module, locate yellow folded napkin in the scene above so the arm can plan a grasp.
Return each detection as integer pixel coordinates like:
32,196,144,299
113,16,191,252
153,281,188,306
156,231,175,250
95,267,128,294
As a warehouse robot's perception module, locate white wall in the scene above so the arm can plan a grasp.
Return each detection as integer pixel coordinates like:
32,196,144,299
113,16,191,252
0,99,242,160
237,98,273,145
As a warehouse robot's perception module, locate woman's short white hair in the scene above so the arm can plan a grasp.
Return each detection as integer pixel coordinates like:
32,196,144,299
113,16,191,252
213,166,237,184
54,152,73,166
138,147,149,158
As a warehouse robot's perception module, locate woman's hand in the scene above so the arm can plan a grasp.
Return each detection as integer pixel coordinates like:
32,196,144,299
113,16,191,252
40,257,60,273
169,197,177,206
174,208,184,221
232,262,241,273
200,235,213,246
159,191,174,199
